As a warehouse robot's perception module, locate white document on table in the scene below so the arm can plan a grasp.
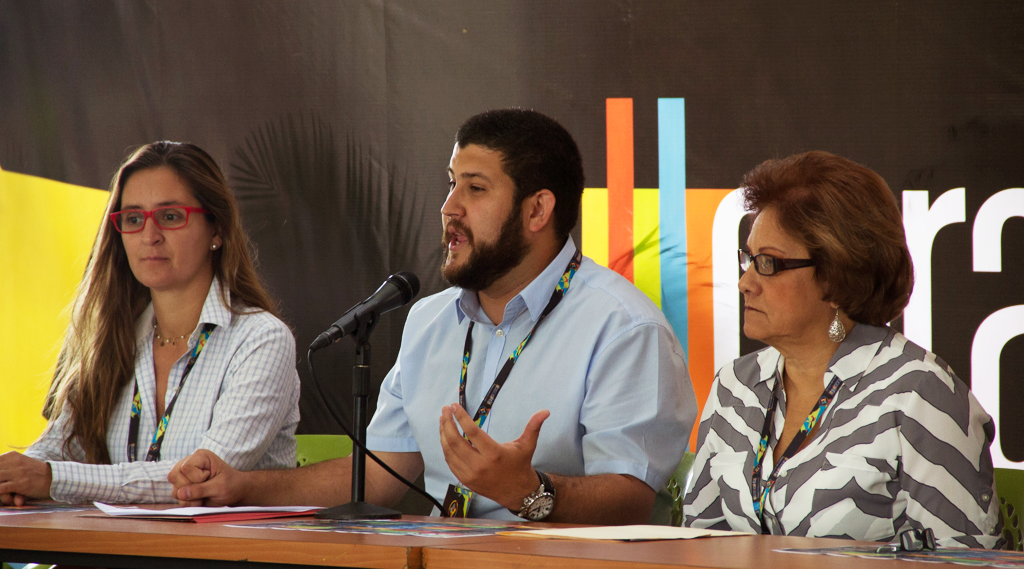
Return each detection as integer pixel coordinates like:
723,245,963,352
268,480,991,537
94,502,322,517
511,525,747,541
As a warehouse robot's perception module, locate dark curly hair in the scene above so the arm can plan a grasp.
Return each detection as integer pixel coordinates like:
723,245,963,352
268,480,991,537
456,109,585,240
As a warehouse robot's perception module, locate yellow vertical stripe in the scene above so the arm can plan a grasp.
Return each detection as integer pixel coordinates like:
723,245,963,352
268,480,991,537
581,187,609,267
0,171,107,452
582,187,661,308
633,188,661,308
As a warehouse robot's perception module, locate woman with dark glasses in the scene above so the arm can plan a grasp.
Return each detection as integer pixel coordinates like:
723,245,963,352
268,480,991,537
683,151,1001,548
0,142,299,504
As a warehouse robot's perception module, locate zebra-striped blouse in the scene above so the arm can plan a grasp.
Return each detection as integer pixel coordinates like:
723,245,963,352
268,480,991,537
683,323,1001,549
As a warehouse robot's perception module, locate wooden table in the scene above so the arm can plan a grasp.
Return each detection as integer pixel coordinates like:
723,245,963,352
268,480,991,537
0,511,504,569
425,533,899,569
0,509,1007,569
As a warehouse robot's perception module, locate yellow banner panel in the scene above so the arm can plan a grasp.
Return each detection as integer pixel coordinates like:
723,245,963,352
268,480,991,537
0,171,107,452
581,187,609,267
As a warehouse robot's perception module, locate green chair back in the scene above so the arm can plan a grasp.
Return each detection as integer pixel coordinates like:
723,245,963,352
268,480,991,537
295,434,353,467
650,451,695,526
996,467,1024,551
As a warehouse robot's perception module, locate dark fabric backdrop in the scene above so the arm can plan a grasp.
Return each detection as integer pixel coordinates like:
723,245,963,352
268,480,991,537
2,1,1021,504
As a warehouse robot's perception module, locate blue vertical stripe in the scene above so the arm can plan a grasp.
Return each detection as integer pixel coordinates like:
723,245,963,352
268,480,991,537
658,98,687,353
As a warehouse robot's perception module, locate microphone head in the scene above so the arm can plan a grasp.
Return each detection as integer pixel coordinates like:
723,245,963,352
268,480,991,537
390,271,420,303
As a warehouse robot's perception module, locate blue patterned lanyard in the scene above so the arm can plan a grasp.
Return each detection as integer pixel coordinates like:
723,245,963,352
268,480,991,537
127,323,215,462
458,248,582,429
751,375,842,532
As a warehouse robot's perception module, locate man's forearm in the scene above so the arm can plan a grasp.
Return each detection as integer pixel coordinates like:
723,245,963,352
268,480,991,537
540,473,655,525
236,452,424,508
235,457,354,507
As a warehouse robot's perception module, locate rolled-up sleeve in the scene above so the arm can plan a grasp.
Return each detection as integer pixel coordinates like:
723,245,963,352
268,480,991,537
580,320,696,491
366,357,421,454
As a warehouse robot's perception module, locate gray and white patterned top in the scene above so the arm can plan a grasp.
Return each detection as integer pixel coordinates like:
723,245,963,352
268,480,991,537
683,323,1002,549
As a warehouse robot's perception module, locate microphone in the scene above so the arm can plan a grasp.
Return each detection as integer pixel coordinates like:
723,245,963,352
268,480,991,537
309,271,420,351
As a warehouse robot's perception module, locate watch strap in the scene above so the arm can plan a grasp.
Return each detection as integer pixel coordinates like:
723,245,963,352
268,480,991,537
536,470,555,498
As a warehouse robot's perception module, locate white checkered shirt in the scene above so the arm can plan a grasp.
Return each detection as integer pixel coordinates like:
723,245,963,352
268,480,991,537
25,278,300,503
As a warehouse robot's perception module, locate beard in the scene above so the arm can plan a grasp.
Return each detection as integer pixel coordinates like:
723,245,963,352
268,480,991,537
440,201,530,292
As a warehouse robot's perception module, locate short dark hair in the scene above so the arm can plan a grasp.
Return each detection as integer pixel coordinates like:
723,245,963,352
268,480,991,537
455,109,585,240
742,151,914,326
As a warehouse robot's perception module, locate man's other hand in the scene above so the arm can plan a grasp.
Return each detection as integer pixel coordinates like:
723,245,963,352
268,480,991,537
168,449,245,507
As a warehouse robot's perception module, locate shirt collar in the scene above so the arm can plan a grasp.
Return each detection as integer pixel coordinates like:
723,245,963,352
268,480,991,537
136,277,232,344
454,236,578,325
754,322,890,390
825,322,890,390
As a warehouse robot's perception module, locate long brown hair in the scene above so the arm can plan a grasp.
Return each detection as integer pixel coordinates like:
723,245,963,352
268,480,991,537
44,141,279,464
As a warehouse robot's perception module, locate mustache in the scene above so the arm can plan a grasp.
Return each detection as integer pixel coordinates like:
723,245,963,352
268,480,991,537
442,220,474,245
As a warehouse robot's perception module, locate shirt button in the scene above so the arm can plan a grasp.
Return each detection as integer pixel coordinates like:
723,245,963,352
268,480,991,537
496,329,505,337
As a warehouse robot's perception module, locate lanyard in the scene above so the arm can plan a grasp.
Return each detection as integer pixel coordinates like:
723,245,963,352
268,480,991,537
751,374,842,532
127,323,216,462
459,248,582,429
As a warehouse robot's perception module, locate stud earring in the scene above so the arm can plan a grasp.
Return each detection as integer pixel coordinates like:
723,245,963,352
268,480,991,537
828,308,846,343
211,243,218,250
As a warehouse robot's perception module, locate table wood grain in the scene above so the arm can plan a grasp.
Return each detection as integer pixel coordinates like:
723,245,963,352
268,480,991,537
423,531,998,569
0,510,529,568
1,508,1010,569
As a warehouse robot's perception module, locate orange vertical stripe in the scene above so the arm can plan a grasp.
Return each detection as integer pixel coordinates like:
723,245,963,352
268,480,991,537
685,189,736,450
606,98,634,281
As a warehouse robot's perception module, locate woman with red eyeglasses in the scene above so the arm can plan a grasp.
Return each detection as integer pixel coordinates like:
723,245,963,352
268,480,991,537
0,142,299,504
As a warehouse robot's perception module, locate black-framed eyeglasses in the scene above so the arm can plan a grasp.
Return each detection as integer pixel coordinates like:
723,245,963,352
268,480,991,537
875,528,937,553
109,206,210,234
738,249,815,276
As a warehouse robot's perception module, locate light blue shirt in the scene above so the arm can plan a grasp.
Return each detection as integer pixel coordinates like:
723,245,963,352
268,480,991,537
367,237,696,520
26,278,301,503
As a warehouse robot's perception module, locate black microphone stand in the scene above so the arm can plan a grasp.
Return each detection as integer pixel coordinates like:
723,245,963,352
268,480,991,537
315,313,401,520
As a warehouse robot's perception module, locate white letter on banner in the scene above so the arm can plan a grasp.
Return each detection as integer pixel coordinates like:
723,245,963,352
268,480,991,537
902,189,965,351
712,188,749,375
973,188,1024,272
971,305,1024,469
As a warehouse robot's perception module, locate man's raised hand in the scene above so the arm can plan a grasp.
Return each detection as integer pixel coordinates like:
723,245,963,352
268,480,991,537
438,403,549,511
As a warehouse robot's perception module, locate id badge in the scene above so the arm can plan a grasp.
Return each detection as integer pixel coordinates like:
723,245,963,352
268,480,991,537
441,484,473,518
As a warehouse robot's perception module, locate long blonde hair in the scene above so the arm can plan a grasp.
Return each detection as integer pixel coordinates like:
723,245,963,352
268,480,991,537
44,141,279,464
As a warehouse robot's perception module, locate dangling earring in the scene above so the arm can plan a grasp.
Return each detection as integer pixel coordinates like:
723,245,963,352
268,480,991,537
828,308,846,343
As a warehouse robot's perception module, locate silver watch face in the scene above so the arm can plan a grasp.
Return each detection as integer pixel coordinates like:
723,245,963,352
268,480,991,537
527,494,554,520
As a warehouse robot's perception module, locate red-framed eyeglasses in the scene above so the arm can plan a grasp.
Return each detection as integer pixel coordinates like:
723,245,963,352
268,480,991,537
109,206,210,234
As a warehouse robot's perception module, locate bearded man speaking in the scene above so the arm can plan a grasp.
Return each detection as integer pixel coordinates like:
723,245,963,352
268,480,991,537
169,109,697,525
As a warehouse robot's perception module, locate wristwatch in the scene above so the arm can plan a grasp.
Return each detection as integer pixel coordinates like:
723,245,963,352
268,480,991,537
515,470,556,521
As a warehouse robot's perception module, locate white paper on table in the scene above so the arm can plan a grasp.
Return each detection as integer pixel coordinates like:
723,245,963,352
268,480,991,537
0,505,92,517
93,502,323,517
511,525,747,541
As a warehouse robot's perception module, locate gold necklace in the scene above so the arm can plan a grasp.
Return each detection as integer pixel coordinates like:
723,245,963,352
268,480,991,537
153,322,188,347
